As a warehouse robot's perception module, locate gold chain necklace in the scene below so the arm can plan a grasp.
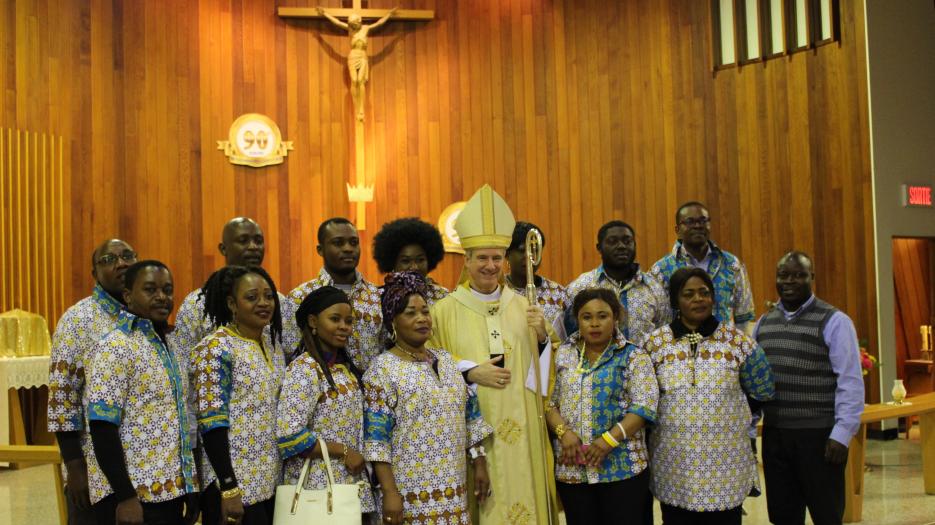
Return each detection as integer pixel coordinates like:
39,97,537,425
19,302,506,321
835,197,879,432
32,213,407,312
394,345,429,362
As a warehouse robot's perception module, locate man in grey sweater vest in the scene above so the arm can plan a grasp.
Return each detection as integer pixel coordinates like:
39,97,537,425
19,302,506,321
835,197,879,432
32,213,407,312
755,252,864,525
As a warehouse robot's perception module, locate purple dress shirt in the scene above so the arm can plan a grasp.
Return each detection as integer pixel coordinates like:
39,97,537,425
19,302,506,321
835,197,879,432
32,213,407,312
754,294,865,446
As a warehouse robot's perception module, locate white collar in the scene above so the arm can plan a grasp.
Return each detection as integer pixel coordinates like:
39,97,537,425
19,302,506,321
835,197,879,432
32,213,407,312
469,285,502,301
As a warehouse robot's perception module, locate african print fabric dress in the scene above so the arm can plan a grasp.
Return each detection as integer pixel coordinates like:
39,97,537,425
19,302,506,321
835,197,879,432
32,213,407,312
276,352,377,513
550,331,658,484
364,349,493,525
193,326,286,506
643,322,774,511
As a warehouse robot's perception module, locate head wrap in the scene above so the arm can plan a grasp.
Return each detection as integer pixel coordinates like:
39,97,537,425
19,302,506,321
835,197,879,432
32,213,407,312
381,271,428,332
295,286,351,330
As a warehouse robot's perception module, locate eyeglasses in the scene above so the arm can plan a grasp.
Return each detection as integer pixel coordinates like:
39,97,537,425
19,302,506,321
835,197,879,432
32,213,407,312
96,250,138,266
679,217,711,228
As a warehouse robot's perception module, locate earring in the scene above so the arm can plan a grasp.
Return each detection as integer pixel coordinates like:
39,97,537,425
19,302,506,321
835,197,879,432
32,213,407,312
311,327,317,336
390,326,398,342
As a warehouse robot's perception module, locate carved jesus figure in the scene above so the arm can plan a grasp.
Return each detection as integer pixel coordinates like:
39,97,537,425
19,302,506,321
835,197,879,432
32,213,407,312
317,6,398,122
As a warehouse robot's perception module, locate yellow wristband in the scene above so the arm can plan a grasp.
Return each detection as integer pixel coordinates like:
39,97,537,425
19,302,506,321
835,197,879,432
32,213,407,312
601,431,619,448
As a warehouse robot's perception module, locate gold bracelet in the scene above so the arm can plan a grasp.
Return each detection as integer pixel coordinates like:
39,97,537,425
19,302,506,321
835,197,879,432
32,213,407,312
554,423,567,439
220,486,243,500
341,443,349,465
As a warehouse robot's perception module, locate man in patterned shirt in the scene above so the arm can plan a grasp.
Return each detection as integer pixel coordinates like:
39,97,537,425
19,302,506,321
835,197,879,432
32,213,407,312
86,260,197,524
651,202,755,335
565,220,668,345
287,217,383,371
505,221,569,343
173,217,295,365
47,238,137,525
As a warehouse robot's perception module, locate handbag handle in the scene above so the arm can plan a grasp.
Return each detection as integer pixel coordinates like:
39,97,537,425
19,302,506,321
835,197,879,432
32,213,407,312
291,438,339,514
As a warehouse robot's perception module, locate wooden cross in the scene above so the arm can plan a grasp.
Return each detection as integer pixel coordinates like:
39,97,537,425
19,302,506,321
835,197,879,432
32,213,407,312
278,1,433,21
278,2,433,230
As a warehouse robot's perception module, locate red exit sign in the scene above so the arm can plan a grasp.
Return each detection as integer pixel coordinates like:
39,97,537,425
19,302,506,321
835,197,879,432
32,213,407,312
902,184,933,207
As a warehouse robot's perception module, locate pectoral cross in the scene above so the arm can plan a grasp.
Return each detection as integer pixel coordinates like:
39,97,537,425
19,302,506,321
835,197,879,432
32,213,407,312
278,2,433,229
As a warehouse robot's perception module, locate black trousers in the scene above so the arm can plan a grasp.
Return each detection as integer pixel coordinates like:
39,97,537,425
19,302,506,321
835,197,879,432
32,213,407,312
762,426,846,525
659,503,742,525
201,483,275,525
92,494,186,525
556,470,649,525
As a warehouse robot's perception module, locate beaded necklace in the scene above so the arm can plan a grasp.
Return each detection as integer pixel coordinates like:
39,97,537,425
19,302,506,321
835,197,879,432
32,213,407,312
575,340,613,375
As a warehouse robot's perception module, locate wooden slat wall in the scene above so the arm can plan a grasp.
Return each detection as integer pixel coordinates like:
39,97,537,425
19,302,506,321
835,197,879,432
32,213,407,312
0,0,876,387
893,238,934,376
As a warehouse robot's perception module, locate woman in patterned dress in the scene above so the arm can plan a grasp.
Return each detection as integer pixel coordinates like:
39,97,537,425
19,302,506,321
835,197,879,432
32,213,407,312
365,271,493,525
545,288,659,524
372,218,449,305
192,265,286,525
275,285,378,521
644,268,774,525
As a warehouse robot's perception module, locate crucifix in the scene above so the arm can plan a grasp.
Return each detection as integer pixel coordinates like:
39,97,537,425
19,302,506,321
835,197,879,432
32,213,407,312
279,2,433,229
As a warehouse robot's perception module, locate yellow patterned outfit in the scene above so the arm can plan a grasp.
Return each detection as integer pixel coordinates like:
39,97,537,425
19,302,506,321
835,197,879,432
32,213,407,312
192,326,285,505
47,285,123,483
643,322,774,512
84,311,196,503
275,353,377,513
364,349,493,524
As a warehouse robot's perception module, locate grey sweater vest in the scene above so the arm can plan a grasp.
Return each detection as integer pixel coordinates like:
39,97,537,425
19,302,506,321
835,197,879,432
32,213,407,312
757,298,838,429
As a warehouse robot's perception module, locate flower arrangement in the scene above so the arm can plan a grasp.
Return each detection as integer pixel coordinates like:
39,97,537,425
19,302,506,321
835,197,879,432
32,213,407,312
859,339,876,376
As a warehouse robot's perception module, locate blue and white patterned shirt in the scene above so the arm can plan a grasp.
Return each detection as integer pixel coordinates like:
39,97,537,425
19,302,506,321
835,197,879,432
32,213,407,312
650,241,755,327
550,332,658,484
85,311,195,504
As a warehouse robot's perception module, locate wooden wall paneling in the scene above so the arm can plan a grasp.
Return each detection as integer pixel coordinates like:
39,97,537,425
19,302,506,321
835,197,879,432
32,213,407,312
893,238,934,369
0,0,877,374
1,130,7,313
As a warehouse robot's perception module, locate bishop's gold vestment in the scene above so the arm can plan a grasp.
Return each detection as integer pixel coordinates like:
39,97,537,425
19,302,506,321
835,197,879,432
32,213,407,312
430,284,558,525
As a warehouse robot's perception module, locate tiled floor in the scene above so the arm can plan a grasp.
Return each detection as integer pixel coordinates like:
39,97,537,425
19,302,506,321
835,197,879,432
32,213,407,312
2,438,934,525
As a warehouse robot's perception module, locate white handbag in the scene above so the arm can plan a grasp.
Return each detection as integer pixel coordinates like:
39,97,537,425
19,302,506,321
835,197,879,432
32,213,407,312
273,439,365,525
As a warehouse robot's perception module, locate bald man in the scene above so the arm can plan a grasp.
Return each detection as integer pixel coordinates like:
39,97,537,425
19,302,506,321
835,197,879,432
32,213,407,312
48,239,138,525
173,217,295,363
